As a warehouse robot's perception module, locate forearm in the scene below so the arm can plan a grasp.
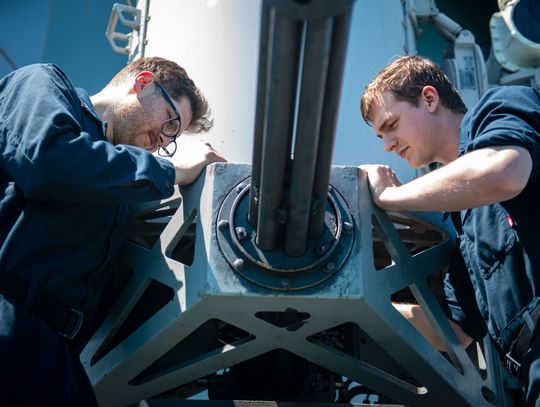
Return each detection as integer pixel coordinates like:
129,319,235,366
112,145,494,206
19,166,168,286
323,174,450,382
376,146,532,212
378,166,492,212
393,303,473,351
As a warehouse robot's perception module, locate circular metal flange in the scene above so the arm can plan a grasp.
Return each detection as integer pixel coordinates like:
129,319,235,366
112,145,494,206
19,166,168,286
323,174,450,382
216,179,354,291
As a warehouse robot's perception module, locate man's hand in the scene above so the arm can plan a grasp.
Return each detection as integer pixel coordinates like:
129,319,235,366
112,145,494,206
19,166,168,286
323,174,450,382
359,164,401,209
170,139,227,185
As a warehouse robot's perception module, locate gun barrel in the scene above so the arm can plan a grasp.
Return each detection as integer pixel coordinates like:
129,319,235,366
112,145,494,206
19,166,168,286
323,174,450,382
310,10,352,239
254,12,302,251
284,17,333,256
250,0,354,255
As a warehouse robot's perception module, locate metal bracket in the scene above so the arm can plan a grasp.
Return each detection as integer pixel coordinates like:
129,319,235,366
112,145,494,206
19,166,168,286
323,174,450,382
441,30,488,108
106,3,142,55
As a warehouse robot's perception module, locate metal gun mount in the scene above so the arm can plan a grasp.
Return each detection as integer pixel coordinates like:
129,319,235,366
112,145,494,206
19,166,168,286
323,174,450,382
83,1,517,406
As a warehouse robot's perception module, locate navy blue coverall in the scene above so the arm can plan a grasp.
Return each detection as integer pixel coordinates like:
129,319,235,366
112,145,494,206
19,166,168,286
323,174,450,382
444,86,540,406
0,64,176,405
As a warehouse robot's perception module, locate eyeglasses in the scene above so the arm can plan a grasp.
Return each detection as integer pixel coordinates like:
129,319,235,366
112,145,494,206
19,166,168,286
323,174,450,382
155,81,182,157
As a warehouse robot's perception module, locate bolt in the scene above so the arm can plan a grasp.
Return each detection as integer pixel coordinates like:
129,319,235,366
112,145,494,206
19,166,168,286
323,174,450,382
233,258,244,271
343,221,353,234
316,245,327,256
218,219,229,230
235,183,245,193
324,262,336,273
235,227,247,240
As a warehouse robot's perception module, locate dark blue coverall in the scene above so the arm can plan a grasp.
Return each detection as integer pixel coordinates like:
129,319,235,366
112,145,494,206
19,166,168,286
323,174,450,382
443,86,540,406
0,64,176,405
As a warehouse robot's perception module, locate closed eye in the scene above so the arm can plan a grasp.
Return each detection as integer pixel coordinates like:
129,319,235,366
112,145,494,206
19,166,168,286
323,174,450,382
376,118,398,139
377,116,397,134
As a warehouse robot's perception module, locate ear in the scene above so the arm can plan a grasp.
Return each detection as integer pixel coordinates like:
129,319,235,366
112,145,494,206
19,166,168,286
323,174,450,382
132,71,155,95
421,85,439,113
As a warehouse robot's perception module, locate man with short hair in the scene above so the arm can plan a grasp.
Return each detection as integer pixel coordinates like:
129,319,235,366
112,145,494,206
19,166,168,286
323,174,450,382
0,56,225,405
360,55,540,406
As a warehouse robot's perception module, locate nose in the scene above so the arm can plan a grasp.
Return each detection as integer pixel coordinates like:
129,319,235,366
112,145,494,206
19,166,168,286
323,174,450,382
382,135,397,153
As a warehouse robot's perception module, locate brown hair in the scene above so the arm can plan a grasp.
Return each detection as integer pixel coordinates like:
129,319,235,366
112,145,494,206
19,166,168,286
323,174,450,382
108,56,213,133
360,55,467,125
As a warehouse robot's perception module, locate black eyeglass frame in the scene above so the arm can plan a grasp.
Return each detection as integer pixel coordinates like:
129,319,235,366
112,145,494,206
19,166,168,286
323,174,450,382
155,81,182,157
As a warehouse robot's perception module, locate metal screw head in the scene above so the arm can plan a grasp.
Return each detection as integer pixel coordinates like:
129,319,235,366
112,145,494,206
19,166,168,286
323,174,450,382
324,262,336,273
343,221,353,234
233,258,244,271
218,219,229,230
235,227,247,240
316,245,327,256
235,183,246,193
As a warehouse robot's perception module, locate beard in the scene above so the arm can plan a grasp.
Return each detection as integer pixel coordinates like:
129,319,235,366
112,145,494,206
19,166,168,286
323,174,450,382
112,101,151,149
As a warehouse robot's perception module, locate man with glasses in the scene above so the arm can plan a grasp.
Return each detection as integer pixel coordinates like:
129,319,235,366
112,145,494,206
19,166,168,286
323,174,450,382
0,56,225,406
